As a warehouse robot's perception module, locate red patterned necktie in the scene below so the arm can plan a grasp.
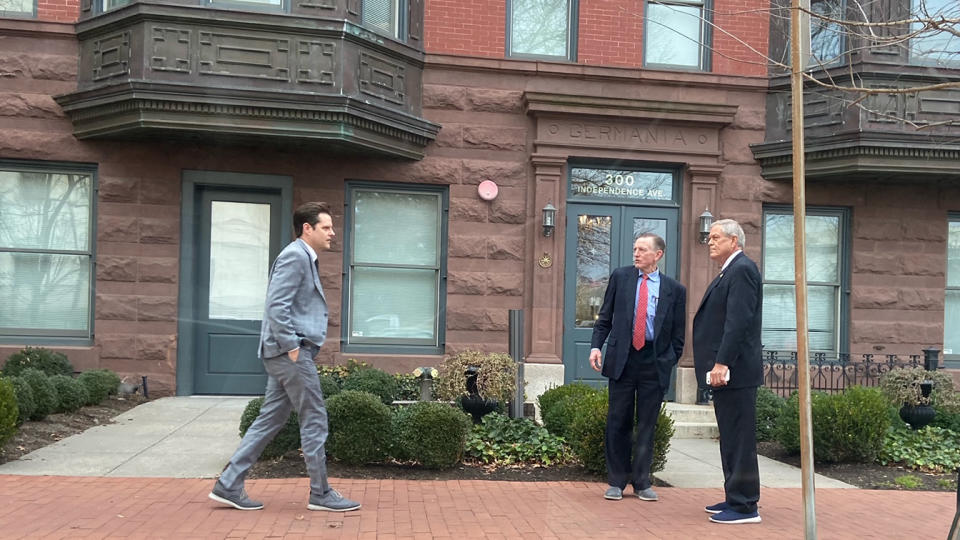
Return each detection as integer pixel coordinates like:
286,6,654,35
633,274,648,350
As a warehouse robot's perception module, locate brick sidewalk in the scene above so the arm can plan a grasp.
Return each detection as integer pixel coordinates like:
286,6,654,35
0,475,953,539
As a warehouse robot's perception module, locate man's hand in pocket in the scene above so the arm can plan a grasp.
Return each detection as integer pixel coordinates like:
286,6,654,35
288,348,300,362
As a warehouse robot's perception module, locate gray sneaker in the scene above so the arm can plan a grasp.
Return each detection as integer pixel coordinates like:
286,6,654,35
208,481,264,510
635,487,659,501
603,486,623,500
308,489,361,512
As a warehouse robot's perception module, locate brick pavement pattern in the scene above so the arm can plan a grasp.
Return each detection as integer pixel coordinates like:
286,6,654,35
0,475,953,539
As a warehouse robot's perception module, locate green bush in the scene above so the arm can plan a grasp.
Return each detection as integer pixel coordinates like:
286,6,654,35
879,367,960,412
543,391,597,440
651,403,675,474
0,377,18,446
319,374,341,398
776,386,892,463
326,390,393,465
567,391,608,474
538,383,598,435
238,397,300,459
434,350,517,403
395,401,471,469
2,347,73,378
49,375,89,413
317,359,369,387
756,386,786,442
77,369,121,405
9,377,35,426
20,368,58,421
394,372,420,401
341,368,398,405
464,412,569,466
880,425,960,473
931,408,960,432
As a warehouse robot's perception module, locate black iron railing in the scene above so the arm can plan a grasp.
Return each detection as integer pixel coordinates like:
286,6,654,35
761,350,924,397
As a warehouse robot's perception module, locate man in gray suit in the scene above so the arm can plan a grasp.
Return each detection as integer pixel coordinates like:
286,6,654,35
209,201,360,512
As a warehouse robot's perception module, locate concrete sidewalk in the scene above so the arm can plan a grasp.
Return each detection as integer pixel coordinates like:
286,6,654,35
0,396,854,489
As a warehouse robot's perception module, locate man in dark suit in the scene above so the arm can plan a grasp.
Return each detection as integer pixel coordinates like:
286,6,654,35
590,233,686,502
693,218,763,524
210,202,360,513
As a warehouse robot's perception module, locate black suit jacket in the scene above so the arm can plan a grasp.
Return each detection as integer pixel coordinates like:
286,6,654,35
692,252,763,390
590,266,686,390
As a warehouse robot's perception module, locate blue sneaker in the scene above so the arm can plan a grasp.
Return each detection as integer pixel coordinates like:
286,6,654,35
704,501,730,514
709,509,761,524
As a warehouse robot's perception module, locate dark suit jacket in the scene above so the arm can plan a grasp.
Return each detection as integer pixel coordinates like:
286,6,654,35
692,252,763,390
590,266,686,390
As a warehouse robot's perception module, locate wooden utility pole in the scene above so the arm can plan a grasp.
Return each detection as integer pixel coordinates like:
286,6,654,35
790,0,817,538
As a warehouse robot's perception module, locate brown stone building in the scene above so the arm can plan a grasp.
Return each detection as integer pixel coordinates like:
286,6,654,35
0,0,956,400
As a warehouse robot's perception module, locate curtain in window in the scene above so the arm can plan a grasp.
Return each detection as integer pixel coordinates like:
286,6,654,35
945,220,960,355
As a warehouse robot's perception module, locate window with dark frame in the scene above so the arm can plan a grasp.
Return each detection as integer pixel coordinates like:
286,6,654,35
945,215,960,359
343,184,447,353
644,0,707,69
0,0,36,18
0,164,95,341
363,0,402,39
761,206,849,353
508,0,576,60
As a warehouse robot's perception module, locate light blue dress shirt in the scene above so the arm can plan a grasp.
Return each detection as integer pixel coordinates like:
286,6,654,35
635,269,660,341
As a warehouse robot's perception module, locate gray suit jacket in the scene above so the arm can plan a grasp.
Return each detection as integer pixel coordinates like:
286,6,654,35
259,238,329,359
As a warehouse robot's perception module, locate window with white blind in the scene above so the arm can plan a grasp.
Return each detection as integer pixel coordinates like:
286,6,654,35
343,183,447,353
363,0,401,38
761,206,849,353
945,215,960,360
0,0,35,17
0,163,95,341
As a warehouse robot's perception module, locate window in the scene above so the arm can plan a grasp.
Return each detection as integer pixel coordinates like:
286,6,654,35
809,0,844,66
911,0,960,67
363,0,401,38
644,0,707,69
945,215,960,360
761,207,849,353
1,0,35,18
343,183,447,353
0,163,95,342
508,0,576,60
205,0,283,12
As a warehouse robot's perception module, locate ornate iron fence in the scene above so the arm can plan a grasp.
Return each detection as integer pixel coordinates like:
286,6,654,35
762,350,924,397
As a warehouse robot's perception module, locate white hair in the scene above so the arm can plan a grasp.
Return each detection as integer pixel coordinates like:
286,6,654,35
711,218,745,249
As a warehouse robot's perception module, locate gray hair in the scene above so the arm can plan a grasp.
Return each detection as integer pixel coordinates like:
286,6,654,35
711,218,745,249
635,232,666,253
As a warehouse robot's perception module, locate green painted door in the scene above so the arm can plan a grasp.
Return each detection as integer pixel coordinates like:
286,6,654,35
192,187,283,395
562,204,679,398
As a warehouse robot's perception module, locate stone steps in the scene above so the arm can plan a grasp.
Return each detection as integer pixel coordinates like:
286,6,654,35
665,402,719,439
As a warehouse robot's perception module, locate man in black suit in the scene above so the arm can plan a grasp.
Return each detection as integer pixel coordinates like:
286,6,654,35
590,233,686,502
693,218,763,524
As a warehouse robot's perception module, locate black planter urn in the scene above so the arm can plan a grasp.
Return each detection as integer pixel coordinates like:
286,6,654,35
899,380,936,430
460,366,498,424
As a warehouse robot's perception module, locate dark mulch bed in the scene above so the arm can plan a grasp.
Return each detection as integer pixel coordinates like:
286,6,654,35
757,441,958,492
0,396,145,465
247,450,614,484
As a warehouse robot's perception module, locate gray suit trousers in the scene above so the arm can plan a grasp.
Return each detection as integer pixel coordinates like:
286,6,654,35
219,342,330,495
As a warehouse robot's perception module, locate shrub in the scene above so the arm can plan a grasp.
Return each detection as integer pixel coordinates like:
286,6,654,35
567,391,608,474
317,359,370,387
326,390,392,465
879,367,960,412
394,372,420,401
2,347,73,378
0,377,18,446
651,403,675,474
20,368,58,421
464,413,569,466
543,389,600,440
776,386,892,463
395,401,471,469
319,374,341,398
9,377,35,426
77,369,121,405
930,407,960,432
434,350,517,403
538,383,598,428
341,368,398,405
49,375,89,413
879,425,960,473
238,397,300,459
756,386,786,442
